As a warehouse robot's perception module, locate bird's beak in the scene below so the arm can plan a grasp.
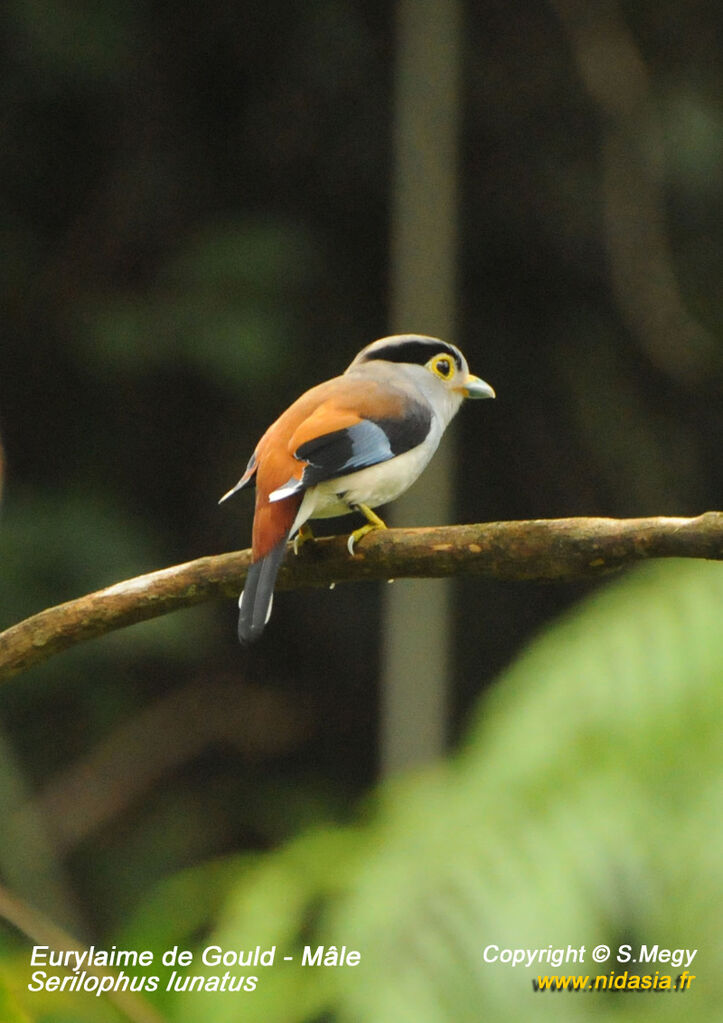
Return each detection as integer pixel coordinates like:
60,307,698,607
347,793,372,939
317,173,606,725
460,374,495,399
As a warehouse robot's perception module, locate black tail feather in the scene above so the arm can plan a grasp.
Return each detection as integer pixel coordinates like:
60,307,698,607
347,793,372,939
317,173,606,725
237,538,288,644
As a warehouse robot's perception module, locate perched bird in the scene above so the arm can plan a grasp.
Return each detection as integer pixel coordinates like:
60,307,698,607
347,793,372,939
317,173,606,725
221,334,495,643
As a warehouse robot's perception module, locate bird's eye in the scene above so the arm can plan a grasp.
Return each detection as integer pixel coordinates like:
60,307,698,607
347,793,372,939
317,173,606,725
431,355,453,380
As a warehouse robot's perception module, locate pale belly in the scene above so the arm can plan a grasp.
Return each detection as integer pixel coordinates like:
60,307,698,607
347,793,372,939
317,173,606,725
290,435,441,532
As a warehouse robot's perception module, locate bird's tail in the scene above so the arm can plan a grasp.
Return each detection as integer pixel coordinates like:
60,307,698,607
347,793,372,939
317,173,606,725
237,537,289,644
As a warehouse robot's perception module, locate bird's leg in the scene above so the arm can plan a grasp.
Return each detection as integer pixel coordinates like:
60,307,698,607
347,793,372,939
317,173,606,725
347,503,388,555
292,522,315,555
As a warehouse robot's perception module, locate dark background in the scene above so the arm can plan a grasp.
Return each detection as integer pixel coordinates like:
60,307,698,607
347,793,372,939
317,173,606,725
0,0,720,955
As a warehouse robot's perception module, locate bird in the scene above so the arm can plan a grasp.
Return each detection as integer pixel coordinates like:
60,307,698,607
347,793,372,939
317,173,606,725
220,334,495,643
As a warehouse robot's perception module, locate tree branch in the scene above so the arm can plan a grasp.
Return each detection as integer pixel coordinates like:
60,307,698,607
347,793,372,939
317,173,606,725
1,514,720,682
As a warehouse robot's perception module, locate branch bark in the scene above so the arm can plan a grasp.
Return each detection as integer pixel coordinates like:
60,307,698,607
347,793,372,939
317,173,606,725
1,514,721,682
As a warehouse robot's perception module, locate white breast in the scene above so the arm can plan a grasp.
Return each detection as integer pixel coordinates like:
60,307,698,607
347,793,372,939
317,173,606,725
290,421,443,534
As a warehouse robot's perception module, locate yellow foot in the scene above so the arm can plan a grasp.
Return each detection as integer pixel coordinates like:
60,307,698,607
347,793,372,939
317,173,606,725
292,522,315,555
347,504,388,555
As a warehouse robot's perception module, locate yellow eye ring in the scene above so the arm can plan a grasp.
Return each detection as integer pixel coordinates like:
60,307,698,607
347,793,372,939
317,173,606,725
429,354,454,380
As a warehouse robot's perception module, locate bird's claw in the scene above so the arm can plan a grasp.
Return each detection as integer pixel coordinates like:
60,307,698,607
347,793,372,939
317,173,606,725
292,523,315,555
347,504,388,556
347,523,375,556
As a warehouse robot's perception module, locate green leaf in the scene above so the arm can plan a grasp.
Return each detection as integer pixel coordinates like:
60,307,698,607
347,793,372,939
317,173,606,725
330,560,723,1022
174,827,363,1023
171,559,722,1023
0,970,31,1023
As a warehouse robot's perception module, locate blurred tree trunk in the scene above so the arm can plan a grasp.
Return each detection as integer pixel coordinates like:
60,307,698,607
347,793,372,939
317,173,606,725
382,0,462,775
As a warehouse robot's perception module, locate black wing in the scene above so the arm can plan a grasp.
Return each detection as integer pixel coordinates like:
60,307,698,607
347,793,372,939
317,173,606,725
269,406,431,501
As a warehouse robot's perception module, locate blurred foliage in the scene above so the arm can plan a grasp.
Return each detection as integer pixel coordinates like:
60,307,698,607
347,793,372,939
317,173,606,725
0,489,172,624
3,558,720,1021
73,218,324,389
168,559,720,1023
0,0,721,1020
0,967,31,1023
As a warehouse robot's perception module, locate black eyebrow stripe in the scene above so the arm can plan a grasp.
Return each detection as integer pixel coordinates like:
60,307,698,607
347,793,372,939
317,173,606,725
361,339,462,370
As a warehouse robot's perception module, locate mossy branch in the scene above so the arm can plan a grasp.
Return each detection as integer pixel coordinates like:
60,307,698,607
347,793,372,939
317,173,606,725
1,513,721,682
